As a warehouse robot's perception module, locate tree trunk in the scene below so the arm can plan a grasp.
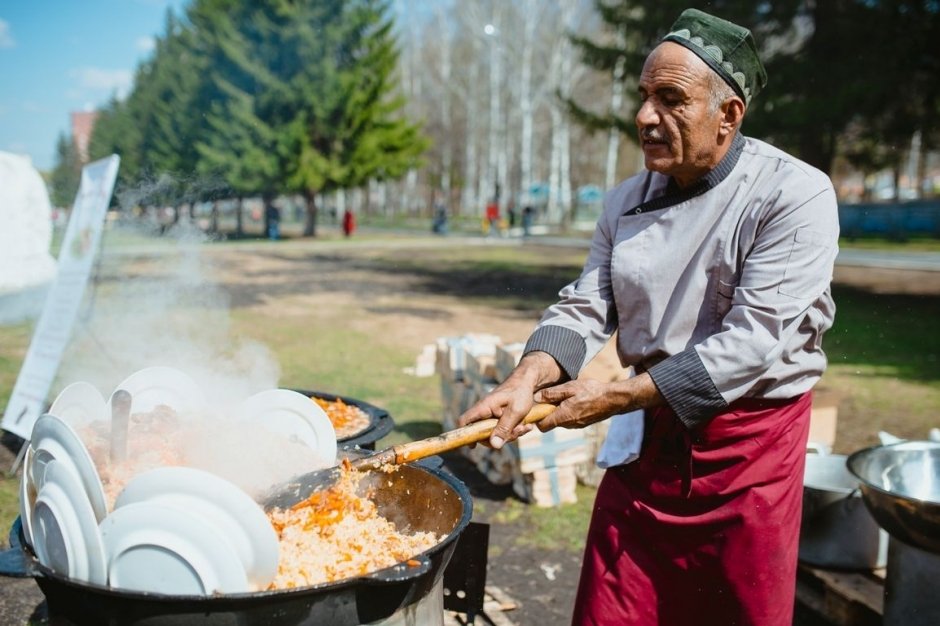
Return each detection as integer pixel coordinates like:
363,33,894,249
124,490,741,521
439,15,453,210
484,4,505,209
519,0,536,203
235,197,244,238
210,200,219,234
303,190,318,237
606,50,627,190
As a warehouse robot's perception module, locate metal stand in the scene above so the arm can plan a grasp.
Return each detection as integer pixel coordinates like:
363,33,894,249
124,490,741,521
443,521,490,625
884,537,940,625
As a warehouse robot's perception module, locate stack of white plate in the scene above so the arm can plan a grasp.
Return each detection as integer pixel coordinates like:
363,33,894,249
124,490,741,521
239,388,337,467
18,368,339,595
20,415,279,595
22,413,109,586
106,466,279,594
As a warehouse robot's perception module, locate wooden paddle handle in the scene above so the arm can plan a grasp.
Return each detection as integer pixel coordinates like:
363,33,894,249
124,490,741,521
351,403,557,470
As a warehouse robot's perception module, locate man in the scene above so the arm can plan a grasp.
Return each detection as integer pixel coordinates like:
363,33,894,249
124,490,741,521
458,8,839,626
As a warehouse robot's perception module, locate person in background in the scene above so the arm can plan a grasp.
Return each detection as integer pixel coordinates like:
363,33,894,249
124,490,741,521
264,196,281,241
485,200,500,235
432,202,448,235
521,205,535,238
459,8,839,626
342,208,356,238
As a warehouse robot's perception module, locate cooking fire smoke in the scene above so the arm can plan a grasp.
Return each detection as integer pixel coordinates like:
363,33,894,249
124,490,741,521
54,195,321,496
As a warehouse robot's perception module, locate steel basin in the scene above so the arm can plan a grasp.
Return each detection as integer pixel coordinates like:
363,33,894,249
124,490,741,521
846,440,940,554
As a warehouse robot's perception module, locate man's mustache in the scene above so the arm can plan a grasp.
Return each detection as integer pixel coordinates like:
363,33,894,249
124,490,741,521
640,128,667,143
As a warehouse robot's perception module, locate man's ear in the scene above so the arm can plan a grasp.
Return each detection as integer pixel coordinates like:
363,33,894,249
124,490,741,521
719,97,746,136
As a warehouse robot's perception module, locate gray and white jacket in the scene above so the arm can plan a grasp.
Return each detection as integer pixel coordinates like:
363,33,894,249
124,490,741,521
524,133,839,429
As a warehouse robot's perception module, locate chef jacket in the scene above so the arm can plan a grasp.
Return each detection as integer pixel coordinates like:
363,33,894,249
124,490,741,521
524,132,839,429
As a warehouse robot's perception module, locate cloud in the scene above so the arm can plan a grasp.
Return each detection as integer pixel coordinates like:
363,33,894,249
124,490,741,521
70,66,134,99
0,19,15,48
136,36,155,54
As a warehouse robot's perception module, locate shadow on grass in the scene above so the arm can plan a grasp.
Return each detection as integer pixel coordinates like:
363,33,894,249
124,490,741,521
394,419,444,442
827,285,940,384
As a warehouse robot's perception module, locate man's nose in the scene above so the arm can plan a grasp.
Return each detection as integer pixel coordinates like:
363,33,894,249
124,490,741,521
636,99,659,129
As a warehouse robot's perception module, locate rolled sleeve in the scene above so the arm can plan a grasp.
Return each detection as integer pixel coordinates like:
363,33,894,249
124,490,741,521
523,325,587,381
648,348,728,429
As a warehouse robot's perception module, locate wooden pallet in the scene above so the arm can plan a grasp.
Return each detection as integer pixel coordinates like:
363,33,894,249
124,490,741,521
795,564,884,626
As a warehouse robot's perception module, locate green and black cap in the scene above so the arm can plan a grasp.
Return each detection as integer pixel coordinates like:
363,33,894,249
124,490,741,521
662,8,768,105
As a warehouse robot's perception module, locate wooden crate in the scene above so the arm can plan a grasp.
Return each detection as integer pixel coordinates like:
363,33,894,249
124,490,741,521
517,464,578,507
494,342,525,382
513,427,590,474
795,563,884,626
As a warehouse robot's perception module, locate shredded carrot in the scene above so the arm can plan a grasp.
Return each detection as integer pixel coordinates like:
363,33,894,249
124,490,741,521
312,397,371,438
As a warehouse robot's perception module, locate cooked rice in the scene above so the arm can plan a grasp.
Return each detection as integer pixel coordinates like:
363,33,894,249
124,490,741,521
266,468,440,589
311,396,372,439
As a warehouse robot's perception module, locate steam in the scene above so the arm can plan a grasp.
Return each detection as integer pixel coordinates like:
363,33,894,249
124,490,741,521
52,206,329,497
58,219,280,408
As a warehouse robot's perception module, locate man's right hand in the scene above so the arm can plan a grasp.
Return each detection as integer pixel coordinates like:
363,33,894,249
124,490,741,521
457,384,539,449
457,351,564,449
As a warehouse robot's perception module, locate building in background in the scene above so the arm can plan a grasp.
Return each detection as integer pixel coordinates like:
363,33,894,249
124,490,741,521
70,110,99,163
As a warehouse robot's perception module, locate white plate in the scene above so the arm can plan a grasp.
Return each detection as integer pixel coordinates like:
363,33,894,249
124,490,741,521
113,366,208,416
19,446,37,549
114,466,279,590
100,501,249,595
240,389,337,468
48,381,107,427
31,459,108,585
30,413,108,522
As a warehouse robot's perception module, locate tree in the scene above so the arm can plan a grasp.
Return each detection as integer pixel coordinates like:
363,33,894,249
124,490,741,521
836,0,940,198
49,133,82,208
279,0,428,234
565,1,916,176
190,0,427,236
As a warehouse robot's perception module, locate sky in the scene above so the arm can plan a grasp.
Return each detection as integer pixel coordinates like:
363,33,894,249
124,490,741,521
0,0,188,172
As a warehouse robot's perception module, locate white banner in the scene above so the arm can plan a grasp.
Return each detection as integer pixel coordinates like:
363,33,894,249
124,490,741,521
2,155,120,440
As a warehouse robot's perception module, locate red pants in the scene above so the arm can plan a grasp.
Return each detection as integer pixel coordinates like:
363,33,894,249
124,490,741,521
572,393,812,626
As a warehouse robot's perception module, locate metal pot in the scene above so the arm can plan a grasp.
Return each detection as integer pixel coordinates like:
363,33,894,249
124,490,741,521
798,453,887,569
1,459,471,626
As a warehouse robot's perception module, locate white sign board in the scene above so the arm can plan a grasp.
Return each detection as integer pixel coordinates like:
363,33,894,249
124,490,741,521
1,155,120,440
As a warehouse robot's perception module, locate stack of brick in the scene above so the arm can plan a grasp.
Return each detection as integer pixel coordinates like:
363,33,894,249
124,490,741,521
437,333,502,432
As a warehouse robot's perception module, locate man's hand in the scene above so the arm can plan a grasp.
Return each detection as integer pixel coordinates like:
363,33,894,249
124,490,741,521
457,384,539,449
457,351,564,449
532,378,620,430
534,372,664,431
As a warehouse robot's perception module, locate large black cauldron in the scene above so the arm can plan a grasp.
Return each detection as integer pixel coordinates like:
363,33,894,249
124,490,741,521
1,459,471,626
293,389,394,450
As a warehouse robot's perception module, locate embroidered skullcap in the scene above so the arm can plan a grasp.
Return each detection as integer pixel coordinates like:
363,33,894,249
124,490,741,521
662,8,767,105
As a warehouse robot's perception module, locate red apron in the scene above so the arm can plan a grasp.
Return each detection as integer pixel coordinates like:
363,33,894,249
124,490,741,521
571,392,812,626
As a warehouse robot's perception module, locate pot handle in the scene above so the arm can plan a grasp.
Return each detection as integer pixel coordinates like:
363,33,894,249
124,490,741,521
365,555,432,584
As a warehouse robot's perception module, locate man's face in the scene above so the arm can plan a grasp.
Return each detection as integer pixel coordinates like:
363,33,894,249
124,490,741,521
635,42,726,187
